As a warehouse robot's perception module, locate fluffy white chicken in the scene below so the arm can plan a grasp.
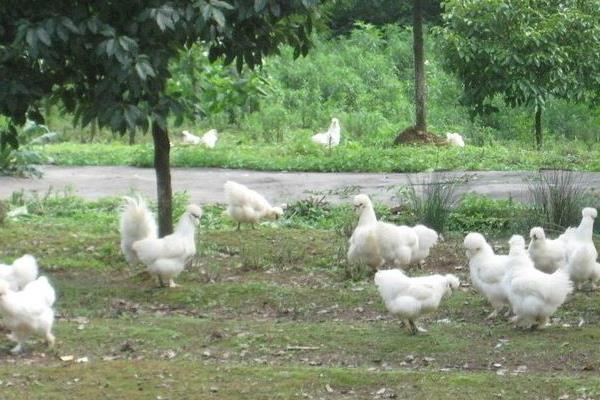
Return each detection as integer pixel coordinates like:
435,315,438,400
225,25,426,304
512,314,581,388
374,268,459,334
120,197,202,287
463,232,511,319
119,196,158,265
311,118,341,148
0,254,39,291
199,129,218,149
445,132,465,147
181,129,218,148
527,227,567,273
562,207,600,289
503,235,572,329
0,276,56,353
410,224,439,264
181,130,201,145
347,194,418,270
224,181,284,230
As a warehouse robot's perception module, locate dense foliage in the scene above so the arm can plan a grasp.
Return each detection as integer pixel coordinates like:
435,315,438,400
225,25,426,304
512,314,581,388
440,0,600,147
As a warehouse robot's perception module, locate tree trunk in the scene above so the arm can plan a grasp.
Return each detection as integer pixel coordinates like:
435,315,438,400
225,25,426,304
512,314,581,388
152,123,173,236
413,0,427,132
89,121,97,143
534,106,542,149
129,129,136,145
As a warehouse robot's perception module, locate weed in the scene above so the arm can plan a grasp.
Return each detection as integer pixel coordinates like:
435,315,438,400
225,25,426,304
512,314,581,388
448,193,531,235
402,174,464,232
528,169,588,231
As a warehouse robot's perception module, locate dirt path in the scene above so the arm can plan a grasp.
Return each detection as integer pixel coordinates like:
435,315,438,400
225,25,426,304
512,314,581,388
1,166,598,204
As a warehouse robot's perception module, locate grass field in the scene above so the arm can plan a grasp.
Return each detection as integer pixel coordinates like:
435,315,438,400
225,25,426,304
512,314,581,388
1,195,600,399
33,136,600,173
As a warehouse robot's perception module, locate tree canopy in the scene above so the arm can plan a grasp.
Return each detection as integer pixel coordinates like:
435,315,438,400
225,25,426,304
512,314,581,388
440,0,600,147
0,0,320,234
322,0,441,35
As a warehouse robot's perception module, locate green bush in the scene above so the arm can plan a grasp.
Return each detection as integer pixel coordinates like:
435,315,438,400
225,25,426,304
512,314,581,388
448,194,531,235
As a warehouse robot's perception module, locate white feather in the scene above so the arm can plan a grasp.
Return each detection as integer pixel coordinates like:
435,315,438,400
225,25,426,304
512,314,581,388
0,276,56,353
199,129,218,149
527,227,567,273
224,181,283,228
374,269,459,329
503,235,573,328
119,196,158,265
347,194,418,269
131,204,202,286
445,132,465,147
181,130,202,145
0,254,39,291
463,232,512,317
311,118,341,148
561,207,600,288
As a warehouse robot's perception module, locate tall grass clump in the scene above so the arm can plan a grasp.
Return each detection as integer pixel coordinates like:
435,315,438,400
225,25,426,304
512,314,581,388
528,169,588,231
402,174,463,232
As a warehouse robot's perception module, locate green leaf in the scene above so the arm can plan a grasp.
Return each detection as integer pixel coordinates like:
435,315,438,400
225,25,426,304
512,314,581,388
210,0,234,10
61,17,79,33
106,38,116,57
254,0,267,13
212,8,225,27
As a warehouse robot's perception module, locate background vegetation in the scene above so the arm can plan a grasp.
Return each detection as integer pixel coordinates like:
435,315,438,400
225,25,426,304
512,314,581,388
25,22,600,173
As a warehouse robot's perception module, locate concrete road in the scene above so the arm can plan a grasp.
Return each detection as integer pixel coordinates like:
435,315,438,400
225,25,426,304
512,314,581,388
1,166,597,205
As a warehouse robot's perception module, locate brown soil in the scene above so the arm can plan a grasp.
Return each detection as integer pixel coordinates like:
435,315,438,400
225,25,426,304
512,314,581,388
393,126,446,145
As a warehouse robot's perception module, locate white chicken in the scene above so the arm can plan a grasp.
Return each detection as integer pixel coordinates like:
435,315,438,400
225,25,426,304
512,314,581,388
119,196,158,265
503,235,573,329
311,118,341,148
445,132,465,147
527,227,567,273
0,276,56,353
120,197,203,287
374,268,460,334
224,181,284,230
0,254,39,291
463,232,511,319
181,129,218,148
562,207,600,289
199,129,218,149
410,224,439,264
347,194,418,270
181,130,201,145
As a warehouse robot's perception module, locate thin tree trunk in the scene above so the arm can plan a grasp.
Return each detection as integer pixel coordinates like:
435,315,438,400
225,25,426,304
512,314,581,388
129,129,136,145
89,121,97,143
413,0,427,132
534,106,542,149
152,122,173,236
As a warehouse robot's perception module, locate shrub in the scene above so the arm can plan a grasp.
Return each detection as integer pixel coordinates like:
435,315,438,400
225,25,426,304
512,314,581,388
401,174,463,232
448,194,530,235
528,170,588,231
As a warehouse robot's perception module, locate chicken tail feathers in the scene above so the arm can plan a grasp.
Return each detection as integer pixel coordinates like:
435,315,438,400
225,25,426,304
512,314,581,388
120,195,158,264
11,254,39,290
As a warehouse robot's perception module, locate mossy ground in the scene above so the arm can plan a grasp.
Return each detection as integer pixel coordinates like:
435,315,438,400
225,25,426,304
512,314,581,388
0,196,599,399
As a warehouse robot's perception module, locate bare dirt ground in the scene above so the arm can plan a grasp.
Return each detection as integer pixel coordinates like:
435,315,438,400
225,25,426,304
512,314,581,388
4,166,598,204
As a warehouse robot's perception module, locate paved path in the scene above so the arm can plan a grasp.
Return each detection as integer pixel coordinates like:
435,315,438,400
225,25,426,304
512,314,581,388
1,166,598,205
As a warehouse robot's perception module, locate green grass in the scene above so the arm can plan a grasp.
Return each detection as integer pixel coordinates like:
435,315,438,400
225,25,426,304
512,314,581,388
1,195,600,398
36,137,600,172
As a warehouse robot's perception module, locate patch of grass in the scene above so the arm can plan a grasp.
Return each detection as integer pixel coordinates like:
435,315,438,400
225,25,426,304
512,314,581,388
2,196,600,398
528,169,593,231
35,138,600,173
2,361,599,399
402,174,462,232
